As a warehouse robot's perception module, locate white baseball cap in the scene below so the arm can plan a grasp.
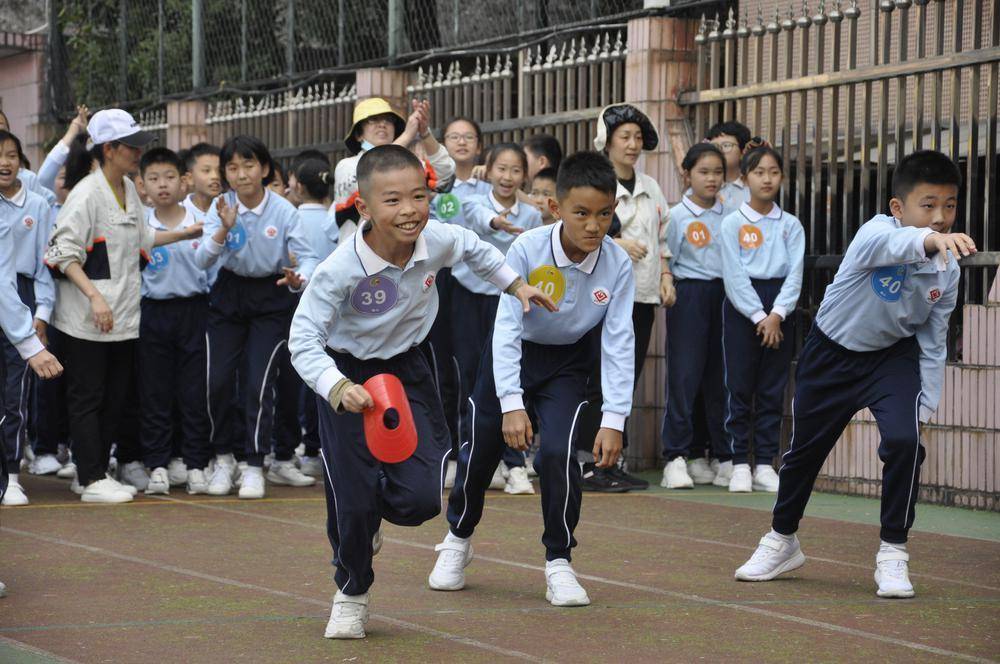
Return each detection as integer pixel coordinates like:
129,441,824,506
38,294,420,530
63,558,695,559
87,109,156,148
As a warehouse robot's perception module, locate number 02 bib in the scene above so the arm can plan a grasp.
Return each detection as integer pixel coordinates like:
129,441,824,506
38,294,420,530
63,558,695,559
528,265,566,304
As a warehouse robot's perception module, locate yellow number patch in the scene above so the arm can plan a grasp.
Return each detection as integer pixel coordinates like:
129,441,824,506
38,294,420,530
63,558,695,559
528,265,566,304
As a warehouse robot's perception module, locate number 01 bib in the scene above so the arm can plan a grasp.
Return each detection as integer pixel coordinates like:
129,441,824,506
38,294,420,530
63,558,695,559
528,265,566,304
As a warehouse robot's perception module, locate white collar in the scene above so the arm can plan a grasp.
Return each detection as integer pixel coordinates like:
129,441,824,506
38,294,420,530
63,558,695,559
455,176,480,188
3,183,27,207
354,218,429,276
681,195,723,216
489,190,518,216
236,189,269,216
298,203,328,211
726,178,746,190
150,207,195,231
550,222,600,275
739,201,781,222
184,194,211,214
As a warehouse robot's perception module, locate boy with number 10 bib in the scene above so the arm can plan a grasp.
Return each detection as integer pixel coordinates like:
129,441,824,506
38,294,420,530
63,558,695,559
288,145,554,639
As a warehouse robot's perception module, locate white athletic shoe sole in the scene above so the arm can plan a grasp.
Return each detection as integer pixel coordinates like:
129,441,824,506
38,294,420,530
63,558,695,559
735,550,806,581
545,589,591,607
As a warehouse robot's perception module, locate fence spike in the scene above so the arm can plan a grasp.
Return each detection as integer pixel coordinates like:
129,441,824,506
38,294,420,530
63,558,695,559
781,5,796,30
813,0,829,24
844,0,861,19
707,14,721,41
695,14,707,45
535,45,546,70
576,36,589,63
738,10,751,38
567,37,577,62
797,1,813,27
828,0,845,22
612,30,624,55
723,7,737,39
503,54,513,76
878,0,895,11
543,44,558,70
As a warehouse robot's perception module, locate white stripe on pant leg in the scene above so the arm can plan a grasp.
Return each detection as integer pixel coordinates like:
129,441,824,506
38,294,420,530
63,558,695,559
563,401,587,551
252,340,286,455
438,441,451,515
903,390,923,534
720,302,736,456
451,356,462,439
456,397,476,531
205,332,216,444
427,342,440,391
317,445,350,592
14,366,30,463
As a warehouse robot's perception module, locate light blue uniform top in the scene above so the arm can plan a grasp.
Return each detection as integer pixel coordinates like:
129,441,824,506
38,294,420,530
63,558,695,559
429,177,491,225
0,206,43,360
17,168,56,206
289,219,519,401
452,191,543,295
37,142,70,192
720,202,805,323
0,184,55,322
815,214,960,422
666,196,726,281
142,207,211,299
719,178,750,217
493,222,636,431
297,203,339,262
195,189,318,284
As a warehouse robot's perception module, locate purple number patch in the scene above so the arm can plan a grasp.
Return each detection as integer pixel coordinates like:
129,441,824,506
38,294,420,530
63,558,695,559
350,275,399,315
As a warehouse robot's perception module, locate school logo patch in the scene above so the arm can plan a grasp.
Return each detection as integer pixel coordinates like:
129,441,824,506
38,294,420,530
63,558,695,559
927,287,942,304
528,264,566,304
23,216,34,230
422,271,436,291
351,275,399,315
686,221,711,248
871,265,907,302
591,287,610,306
738,224,764,250
191,240,200,250
264,225,279,239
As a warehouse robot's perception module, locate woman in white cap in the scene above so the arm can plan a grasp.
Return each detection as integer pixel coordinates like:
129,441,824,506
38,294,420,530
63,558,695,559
577,104,677,492
44,109,204,503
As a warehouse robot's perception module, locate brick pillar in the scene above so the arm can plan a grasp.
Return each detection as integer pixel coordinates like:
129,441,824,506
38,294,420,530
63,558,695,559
354,68,410,117
165,100,208,151
622,16,698,471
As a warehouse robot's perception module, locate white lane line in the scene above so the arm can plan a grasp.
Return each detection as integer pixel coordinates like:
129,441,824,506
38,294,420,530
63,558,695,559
0,634,82,664
148,497,997,664
1,527,549,663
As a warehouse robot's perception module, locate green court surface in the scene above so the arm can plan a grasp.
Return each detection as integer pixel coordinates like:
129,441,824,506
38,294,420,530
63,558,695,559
1,473,997,663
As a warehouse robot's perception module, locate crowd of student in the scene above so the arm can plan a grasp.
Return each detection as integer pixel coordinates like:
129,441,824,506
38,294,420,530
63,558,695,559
0,95,975,626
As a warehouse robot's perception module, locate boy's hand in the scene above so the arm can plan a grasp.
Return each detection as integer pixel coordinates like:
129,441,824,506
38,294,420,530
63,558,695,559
66,105,89,139
502,410,533,451
216,197,237,229
33,319,48,348
593,428,623,468
660,273,676,307
756,313,783,349
89,292,113,333
276,267,304,290
923,232,976,263
470,164,487,181
341,385,374,413
616,238,647,262
185,222,205,239
512,282,558,313
27,349,63,380
490,213,524,235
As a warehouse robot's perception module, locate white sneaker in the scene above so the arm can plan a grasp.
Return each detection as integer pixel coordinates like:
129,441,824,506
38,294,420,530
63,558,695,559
167,458,188,486
145,467,170,495
81,478,134,503
728,463,753,493
504,466,535,495
119,461,149,492
660,457,694,489
488,462,508,490
70,476,84,495
735,531,806,581
687,457,717,484
753,464,780,492
238,466,266,499
108,475,138,496
298,455,323,478
57,461,77,479
186,468,208,494
443,459,457,489
712,460,733,487
1,476,28,506
234,461,248,487
545,559,590,606
29,454,62,476
372,530,383,557
263,453,274,469
324,591,369,639
875,546,915,598
207,461,234,496
267,460,316,487
428,533,473,591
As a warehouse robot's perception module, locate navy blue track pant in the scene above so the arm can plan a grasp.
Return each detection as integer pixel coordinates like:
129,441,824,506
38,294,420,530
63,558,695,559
33,325,69,458
207,269,295,467
447,334,594,562
773,329,925,544
2,275,35,467
722,278,795,466
317,347,450,595
422,267,461,454
662,279,728,461
138,295,212,471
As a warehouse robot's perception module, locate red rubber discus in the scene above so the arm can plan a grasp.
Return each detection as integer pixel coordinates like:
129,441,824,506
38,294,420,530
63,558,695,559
362,373,417,463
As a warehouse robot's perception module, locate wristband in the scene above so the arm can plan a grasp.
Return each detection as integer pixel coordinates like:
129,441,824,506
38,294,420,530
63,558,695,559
327,378,356,412
504,277,525,295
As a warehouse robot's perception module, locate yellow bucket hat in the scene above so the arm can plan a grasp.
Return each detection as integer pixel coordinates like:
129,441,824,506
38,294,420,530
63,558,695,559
345,98,407,155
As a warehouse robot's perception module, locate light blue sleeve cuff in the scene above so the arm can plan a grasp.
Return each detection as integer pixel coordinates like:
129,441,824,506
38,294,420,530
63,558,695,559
15,335,45,361
499,394,525,413
751,310,767,324
918,404,934,424
771,305,787,321
600,412,626,432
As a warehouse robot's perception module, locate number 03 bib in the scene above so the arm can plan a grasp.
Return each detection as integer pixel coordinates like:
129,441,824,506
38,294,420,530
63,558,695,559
528,265,566,304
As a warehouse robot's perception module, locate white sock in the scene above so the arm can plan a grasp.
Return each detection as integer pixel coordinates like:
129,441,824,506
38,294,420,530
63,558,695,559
445,531,469,545
755,464,773,474
243,465,263,477
718,460,733,471
880,540,907,553
769,529,795,543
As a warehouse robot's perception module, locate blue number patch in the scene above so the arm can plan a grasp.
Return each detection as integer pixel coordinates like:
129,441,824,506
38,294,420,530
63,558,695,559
225,222,247,250
148,247,169,272
871,265,907,302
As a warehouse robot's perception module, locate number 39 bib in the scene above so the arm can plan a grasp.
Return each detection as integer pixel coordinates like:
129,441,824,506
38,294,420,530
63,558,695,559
528,265,566,304
351,276,399,315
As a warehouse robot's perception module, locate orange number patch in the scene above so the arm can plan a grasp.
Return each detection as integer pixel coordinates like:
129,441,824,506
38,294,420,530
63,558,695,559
686,221,712,248
739,224,764,250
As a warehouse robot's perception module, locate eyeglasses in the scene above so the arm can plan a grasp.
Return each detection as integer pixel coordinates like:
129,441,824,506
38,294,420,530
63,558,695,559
713,141,739,153
444,133,478,143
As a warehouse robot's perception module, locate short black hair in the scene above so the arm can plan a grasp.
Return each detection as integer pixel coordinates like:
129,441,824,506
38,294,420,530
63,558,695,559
442,116,483,145
555,151,617,199
682,143,726,172
294,158,332,201
356,144,425,196
533,167,558,184
486,142,528,173
139,146,184,176
219,135,275,186
271,160,286,186
892,150,962,200
0,130,28,171
292,148,329,171
740,145,783,175
523,134,563,172
706,121,752,150
184,142,220,172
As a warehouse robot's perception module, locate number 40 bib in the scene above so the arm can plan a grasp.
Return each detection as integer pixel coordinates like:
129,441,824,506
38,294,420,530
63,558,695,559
528,265,566,304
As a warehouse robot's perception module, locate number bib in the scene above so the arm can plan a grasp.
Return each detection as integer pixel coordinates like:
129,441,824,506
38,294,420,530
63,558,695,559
435,193,461,221
351,275,399,315
225,222,247,250
686,221,712,248
871,265,907,302
528,265,566,304
738,224,764,250
148,247,169,272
